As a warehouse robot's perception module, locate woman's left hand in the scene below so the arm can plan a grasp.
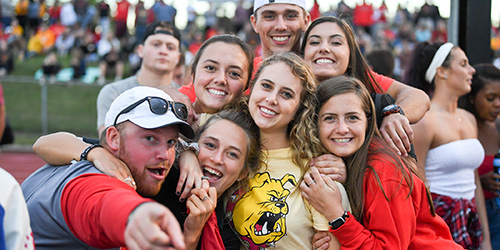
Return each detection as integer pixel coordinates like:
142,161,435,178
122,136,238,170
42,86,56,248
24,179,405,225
184,180,217,234
300,167,344,221
310,154,347,183
379,113,413,157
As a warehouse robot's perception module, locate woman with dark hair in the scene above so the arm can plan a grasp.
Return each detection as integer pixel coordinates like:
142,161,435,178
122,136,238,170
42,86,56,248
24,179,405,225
459,63,500,249
301,16,430,158
301,76,463,249
176,34,254,130
406,42,491,250
179,34,254,108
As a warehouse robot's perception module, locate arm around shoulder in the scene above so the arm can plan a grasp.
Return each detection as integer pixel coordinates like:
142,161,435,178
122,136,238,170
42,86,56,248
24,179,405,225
33,132,91,165
386,80,430,124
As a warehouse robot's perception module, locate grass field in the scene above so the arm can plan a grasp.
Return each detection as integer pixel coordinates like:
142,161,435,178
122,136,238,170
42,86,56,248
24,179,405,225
1,55,109,146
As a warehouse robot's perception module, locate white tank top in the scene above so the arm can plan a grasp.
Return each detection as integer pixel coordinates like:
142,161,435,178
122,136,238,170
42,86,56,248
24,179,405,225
425,138,485,200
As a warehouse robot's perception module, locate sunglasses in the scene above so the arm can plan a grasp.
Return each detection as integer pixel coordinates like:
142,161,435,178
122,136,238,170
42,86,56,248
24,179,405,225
113,96,189,127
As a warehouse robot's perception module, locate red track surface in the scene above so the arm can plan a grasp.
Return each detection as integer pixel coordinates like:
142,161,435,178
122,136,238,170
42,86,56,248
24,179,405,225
0,149,45,184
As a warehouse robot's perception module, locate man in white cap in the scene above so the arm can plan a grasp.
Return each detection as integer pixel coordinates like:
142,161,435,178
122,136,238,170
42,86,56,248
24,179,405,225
22,86,193,250
251,0,310,66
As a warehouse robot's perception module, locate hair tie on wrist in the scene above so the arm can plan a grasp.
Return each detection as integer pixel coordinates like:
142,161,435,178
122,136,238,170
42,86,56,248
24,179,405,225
80,144,103,161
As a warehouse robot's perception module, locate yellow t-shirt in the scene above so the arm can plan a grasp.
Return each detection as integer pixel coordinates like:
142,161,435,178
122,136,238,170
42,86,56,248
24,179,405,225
230,147,350,250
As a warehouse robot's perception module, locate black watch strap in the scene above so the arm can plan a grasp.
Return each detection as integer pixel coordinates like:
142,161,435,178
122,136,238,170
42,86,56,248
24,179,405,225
329,211,349,230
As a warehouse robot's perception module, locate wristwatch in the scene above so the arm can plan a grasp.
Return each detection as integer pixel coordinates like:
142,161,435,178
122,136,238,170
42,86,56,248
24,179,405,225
381,104,405,118
329,211,349,230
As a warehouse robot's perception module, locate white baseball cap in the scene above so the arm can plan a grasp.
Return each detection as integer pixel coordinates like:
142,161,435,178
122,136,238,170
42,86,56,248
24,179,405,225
105,86,194,139
253,0,306,12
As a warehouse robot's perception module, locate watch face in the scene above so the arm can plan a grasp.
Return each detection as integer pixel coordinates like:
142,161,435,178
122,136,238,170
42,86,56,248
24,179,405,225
329,217,345,229
382,104,398,112
382,104,404,117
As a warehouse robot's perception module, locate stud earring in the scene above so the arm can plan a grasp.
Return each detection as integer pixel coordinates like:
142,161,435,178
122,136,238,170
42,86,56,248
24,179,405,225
444,75,448,79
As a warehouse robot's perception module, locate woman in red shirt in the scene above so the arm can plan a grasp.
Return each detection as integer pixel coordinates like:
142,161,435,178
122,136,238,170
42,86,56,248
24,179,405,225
300,76,464,249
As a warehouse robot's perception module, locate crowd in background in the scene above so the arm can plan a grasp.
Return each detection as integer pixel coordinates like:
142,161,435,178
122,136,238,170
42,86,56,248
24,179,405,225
0,0,499,83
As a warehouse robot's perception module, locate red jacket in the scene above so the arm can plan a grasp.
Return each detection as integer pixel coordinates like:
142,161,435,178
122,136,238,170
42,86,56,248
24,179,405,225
331,142,464,249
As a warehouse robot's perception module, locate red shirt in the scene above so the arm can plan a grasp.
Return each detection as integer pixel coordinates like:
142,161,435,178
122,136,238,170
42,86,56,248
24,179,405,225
478,155,495,199
372,71,392,92
48,6,61,19
115,0,131,22
353,3,374,27
331,141,463,249
61,173,152,248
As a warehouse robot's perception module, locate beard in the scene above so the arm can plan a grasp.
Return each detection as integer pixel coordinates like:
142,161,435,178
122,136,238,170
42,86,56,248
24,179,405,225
118,139,166,197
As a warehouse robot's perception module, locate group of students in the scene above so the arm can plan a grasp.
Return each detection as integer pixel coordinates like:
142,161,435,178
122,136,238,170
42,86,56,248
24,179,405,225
11,0,500,249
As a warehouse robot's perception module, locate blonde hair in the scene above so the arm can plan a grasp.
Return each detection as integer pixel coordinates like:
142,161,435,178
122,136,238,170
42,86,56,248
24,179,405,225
251,52,320,175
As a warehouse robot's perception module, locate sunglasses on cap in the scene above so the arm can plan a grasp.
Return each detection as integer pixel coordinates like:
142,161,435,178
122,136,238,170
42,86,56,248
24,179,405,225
113,96,189,127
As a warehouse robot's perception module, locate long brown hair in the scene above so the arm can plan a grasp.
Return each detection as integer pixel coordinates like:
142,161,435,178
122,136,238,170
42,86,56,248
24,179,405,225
301,16,384,94
316,76,433,220
190,34,254,90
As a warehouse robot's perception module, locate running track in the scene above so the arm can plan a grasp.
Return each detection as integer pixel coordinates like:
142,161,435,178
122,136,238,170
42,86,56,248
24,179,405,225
0,145,45,184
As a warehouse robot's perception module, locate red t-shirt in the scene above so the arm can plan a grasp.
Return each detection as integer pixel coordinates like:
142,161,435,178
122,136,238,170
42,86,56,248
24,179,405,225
115,0,131,22
478,155,495,199
353,3,374,27
61,173,152,248
371,71,393,93
48,6,61,19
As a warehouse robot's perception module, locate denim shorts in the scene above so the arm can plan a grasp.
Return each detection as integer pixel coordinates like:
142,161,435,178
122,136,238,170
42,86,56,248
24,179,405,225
486,198,500,249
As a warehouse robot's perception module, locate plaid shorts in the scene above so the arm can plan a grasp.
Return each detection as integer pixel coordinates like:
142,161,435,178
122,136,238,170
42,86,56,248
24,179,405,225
432,193,482,250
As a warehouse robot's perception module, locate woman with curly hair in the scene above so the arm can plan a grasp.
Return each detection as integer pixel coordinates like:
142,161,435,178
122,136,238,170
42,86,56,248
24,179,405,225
227,52,350,250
